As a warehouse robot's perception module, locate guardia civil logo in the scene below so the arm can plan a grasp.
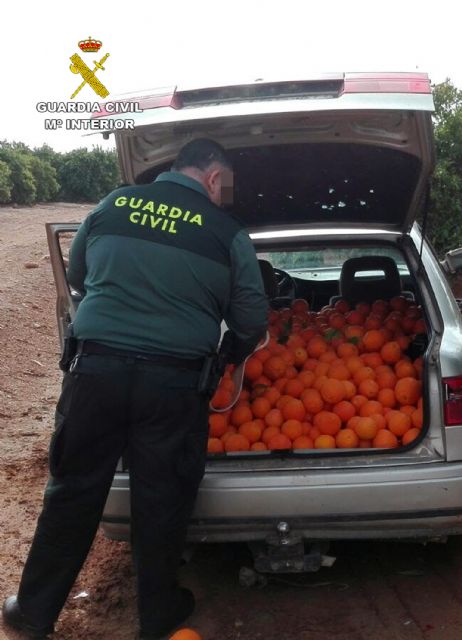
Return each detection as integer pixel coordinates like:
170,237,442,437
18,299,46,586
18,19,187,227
69,37,110,100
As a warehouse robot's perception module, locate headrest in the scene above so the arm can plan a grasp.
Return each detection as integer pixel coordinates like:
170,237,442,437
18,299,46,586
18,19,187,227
340,256,402,303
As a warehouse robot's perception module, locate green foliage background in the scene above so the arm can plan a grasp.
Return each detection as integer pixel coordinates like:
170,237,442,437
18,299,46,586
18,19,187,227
1,80,462,257
0,141,120,205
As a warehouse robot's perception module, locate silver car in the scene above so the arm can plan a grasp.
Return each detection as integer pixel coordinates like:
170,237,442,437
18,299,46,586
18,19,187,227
47,73,462,572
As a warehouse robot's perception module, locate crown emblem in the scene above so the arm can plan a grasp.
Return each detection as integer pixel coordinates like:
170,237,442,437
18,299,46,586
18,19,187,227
78,36,102,53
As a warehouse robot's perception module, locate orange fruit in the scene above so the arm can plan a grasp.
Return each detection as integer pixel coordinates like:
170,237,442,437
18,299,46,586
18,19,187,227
402,427,421,446
298,370,315,388
291,347,308,367
291,298,310,314
370,413,386,431
267,433,292,450
261,425,281,445
238,389,250,403
359,439,373,448
207,437,224,453
276,394,294,410
372,429,399,448
252,375,272,389
344,325,365,341
314,411,342,436
377,388,396,408
263,386,281,407
380,341,402,364
333,400,356,423
251,397,271,419
320,378,346,404
285,366,298,380
284,379,304,398
221,427,237,443
358,379,379,399
319,350,339,364
314,434,336,449
244,356,263,381
345,356,364,374
390,295,409,313
238,421,263,443
386,410,411,436
301,388,324,414
264,408,284,429
210,388,232,409
292,435,314,449
208,413,228,438
263,356,287,381
359,400,383,417
220,376,235,392
412,407,423,429
400,405,416,416
231,404,253,427
376,367,397,390
250,441,267,451
395,360,418,379
307,336,328,358
280,349,296,366
351,395,368,412
353,416,378,440
274,377,289,392
281,419,303,441
336,428,360,449
394,377,422,406
255,348,271,363
281,399,306,421
169,629,203,640
337,342,359,358
342,380,357,400
347,415,361,431
362,329,386,352
314,361,330,377
327,361,351,380
224,433,250,452
353,367,376,386
364,313,383,331
361,352,384,369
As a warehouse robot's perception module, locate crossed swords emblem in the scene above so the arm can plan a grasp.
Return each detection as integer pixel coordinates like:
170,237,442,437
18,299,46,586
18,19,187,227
69,52,110,100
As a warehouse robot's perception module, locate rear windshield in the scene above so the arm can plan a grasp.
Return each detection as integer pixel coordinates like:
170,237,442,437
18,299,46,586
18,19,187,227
231,143,421,228
138,143,421,228
262,245,410,281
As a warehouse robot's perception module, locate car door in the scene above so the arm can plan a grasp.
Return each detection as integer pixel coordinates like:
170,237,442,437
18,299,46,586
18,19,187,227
45,222,80,347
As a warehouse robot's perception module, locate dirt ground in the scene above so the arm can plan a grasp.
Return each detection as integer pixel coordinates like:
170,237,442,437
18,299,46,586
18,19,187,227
2,203,462,640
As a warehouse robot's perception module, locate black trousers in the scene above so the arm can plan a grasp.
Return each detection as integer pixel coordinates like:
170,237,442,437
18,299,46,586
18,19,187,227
17,353,209,633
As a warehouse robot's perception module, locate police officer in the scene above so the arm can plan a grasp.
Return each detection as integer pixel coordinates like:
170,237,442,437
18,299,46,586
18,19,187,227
3,139,268,639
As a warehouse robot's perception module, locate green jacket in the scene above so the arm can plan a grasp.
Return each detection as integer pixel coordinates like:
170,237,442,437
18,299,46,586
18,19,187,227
68,171,268,360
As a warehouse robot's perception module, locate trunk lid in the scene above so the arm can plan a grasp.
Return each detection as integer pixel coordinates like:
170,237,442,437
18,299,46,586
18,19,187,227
95,72,435,234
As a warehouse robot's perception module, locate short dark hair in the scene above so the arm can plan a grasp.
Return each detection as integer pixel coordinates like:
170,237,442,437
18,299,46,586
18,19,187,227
172,138,232,172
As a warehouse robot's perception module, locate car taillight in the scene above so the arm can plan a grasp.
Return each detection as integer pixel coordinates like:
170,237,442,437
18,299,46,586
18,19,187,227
343,72,431,94
443,376,462,425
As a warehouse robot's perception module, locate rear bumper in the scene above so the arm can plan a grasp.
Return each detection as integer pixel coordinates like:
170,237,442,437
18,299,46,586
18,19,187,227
101,461,462,542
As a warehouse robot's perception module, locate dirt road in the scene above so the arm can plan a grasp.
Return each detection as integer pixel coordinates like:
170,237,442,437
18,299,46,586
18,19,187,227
2,204,462,640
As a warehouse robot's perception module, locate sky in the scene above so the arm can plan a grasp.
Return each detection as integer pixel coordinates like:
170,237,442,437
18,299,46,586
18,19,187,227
1,0,461,152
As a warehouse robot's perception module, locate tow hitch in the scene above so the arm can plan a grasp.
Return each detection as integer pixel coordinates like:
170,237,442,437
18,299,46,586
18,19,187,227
240,522,335,585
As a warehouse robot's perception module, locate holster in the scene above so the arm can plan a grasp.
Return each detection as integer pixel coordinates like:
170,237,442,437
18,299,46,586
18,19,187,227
197,331,235,398
59,325,77,372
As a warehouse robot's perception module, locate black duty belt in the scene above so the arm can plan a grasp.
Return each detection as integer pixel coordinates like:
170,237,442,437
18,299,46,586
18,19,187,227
77,341,204,371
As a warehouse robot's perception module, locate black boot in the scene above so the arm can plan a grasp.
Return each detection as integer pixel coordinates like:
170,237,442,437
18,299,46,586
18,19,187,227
2,596,54,639
138,587,195,639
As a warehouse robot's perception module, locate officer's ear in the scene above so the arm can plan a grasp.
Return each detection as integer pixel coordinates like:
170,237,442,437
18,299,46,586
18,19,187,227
204,166,223,206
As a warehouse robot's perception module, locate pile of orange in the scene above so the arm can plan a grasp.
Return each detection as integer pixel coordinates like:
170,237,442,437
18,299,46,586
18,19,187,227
208,296,425,454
